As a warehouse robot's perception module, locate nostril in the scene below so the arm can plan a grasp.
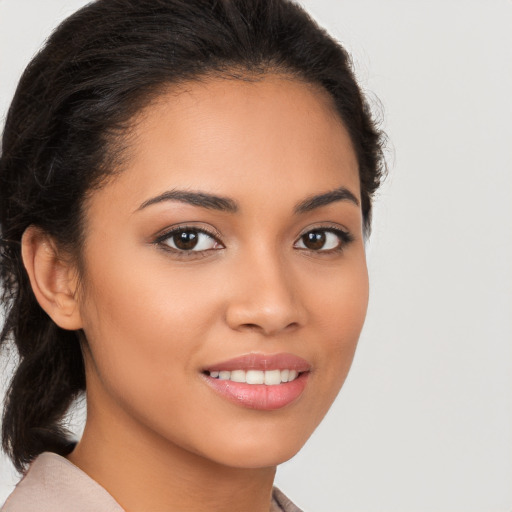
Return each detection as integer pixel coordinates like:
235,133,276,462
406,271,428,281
239,321,299,335
240,323,262,332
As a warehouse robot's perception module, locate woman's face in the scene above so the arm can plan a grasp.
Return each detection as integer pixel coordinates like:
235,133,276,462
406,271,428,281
75,76,369,468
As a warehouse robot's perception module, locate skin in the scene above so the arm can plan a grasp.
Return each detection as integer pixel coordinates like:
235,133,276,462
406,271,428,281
23,76,369,512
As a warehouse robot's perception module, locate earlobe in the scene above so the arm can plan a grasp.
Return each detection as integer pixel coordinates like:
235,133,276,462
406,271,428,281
21,226,83,331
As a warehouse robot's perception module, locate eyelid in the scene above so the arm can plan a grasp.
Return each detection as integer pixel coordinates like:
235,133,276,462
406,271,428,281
294,223,354,251
296,222,352,239
153,223,224,253
153,222,222,242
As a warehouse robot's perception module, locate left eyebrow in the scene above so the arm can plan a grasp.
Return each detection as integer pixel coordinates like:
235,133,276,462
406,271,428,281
136,189,239,213
294,186,360,214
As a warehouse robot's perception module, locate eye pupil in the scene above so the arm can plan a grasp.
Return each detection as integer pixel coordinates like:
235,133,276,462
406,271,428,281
303,231,326,250
174,230,198,250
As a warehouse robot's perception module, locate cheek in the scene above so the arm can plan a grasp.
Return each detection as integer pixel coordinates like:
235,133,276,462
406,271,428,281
77,261,225,455
81,242,219,339
309,247,369,334
77,252,220,407
306,252,369,401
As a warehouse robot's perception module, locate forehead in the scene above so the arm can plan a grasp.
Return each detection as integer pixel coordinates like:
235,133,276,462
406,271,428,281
90,76,360,215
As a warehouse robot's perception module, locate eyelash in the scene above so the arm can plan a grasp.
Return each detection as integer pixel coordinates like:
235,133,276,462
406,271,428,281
154,224,354,258
295,226,354,254
154,225,221,259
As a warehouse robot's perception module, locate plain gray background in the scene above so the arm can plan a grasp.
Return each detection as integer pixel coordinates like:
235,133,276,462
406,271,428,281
1,1,511,511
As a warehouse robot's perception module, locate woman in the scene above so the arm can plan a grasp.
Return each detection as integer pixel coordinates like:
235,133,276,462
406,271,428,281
0,0,385,510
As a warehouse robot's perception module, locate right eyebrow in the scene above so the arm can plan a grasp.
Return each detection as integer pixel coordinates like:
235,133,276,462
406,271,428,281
293,186,360,214
135,189,239,213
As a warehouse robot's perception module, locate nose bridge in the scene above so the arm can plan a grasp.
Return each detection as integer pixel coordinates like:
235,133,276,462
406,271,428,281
225,243,305,335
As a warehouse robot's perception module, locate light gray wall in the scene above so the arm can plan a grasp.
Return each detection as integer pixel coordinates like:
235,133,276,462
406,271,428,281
1,1,511,511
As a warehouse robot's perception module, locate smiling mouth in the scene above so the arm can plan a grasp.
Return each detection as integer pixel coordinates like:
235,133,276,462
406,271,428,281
205,369,301,385
202,353,311,410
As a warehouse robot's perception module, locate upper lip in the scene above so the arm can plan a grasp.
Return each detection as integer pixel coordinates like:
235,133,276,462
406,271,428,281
203,352,311,372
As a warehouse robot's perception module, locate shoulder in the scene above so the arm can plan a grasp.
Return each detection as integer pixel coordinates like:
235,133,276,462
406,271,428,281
1,452,123,512
272,487,304,512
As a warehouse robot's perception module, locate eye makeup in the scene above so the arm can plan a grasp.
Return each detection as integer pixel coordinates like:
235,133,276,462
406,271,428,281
153,223,224,259
152,221,354,259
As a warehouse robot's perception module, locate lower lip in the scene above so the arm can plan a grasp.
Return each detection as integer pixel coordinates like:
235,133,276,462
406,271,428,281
203,372,309,410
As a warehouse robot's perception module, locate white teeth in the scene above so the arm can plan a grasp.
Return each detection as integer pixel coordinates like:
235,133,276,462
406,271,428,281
264,369,281,385
208,369,301,384
230,370,246,382
246,370,264,384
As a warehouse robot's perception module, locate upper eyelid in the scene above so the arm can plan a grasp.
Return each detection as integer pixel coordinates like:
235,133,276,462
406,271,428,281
295,227,353,246
295,223,352,238
154,224,222,243
154,226,223,256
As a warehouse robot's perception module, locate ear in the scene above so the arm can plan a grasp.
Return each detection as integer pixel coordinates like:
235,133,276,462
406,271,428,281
21,226,83,331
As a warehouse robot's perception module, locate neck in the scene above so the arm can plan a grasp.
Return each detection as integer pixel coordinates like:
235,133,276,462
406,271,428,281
67,397,277,512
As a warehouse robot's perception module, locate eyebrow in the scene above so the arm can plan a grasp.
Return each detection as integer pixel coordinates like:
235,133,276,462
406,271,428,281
137,190,238,213
293,186,360,214
136,186,359,214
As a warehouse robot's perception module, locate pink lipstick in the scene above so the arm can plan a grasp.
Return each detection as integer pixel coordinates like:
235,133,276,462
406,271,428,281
202,353,311,410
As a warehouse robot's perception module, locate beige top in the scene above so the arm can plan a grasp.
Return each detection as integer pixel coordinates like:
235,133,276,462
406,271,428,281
1,452,302,512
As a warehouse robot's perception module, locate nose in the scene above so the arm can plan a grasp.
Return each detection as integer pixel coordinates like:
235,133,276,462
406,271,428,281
224,249,307,336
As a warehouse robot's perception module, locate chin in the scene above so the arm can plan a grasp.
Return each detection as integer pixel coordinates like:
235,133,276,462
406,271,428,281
197,424,313,469
215,446,302,470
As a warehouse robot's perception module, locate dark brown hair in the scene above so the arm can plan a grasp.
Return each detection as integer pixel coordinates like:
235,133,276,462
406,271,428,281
0,0,386,473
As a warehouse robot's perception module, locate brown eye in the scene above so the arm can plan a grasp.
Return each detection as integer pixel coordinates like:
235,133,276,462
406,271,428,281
173,230,199,250
295,228,351,252
302,231,327,250
159,228,220,252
